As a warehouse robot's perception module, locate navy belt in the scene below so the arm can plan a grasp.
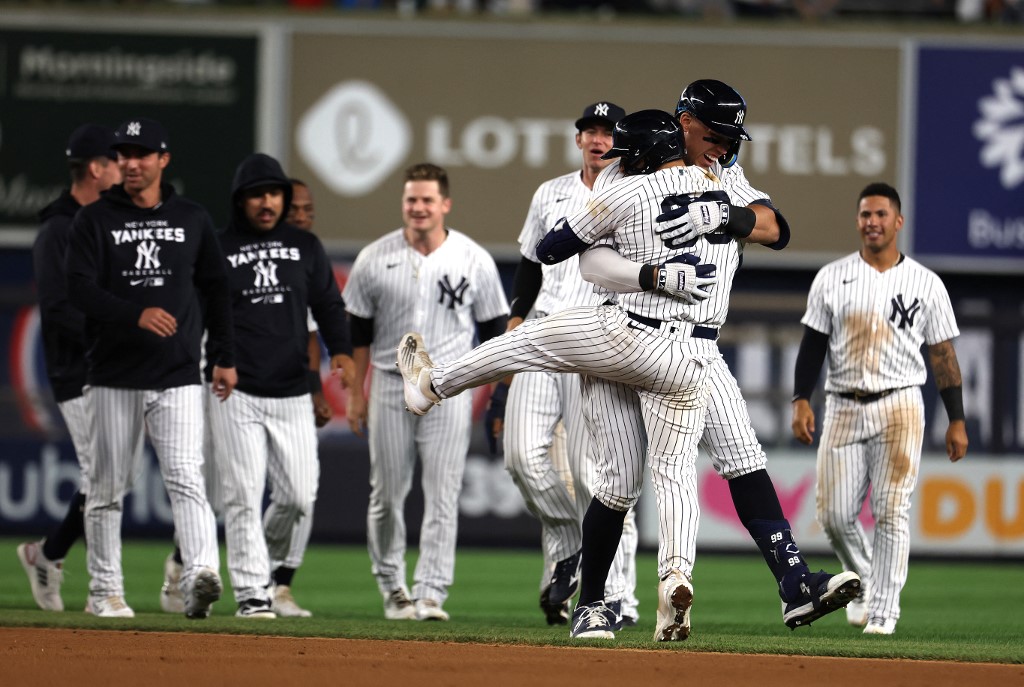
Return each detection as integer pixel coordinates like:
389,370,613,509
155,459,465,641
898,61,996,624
836,388,901,404
625,311,718,340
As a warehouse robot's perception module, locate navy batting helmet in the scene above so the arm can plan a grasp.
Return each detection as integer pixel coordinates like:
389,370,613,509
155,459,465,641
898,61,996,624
675,79,750,167
601,109,684,176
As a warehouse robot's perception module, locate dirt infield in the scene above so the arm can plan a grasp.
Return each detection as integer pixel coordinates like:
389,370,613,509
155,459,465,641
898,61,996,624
4,628,1021,687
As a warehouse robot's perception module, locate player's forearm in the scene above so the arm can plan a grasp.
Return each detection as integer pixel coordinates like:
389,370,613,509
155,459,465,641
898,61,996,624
578,246,644,292
792,326,829,401
350,346,370,395
930,340,966,421
746,204,781,246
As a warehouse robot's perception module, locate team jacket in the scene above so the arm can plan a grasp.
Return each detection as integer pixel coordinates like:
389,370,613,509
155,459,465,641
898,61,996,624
33,190,87,402
206,153,352,398
66,183,235,390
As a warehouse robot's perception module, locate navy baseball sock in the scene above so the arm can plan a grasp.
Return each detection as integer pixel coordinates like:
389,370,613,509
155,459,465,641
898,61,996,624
42,490,86,561
578,498,627,607
274,566,296,587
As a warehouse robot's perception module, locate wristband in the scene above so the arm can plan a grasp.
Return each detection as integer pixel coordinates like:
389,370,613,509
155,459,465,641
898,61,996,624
307,369,323,394
723,205,756,239
939,386,965,421
638,263,659,291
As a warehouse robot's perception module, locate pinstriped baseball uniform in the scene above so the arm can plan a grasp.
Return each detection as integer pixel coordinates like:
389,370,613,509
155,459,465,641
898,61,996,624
583,159,773,515
429,164,726,579
509,171,638,613
801,252,959,625
344,228,508,604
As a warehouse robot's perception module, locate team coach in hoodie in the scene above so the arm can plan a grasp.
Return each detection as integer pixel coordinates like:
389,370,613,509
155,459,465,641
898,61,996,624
66,118,236,619
205,153,354,618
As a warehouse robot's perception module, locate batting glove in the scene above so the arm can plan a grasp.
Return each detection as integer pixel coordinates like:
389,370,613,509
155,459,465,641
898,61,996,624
484,381,510,455
658,254,717,304
655,191,732,247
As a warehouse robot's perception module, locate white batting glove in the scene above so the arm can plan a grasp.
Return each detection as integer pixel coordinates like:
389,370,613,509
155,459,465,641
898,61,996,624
657,254,717,304
655,191,732,247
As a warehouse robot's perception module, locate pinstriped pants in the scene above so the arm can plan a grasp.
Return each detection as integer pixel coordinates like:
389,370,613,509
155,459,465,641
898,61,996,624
57,394,97,496
368,370,471,604
85,385,217,599
207,388,319,603
816,386,924,623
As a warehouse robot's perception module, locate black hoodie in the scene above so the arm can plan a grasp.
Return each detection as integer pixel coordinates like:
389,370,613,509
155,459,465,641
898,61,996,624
66,182,235,389
206,153,351,398
33,190,87,402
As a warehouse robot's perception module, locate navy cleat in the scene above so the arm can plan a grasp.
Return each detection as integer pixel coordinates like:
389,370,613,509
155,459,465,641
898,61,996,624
782,570,861,629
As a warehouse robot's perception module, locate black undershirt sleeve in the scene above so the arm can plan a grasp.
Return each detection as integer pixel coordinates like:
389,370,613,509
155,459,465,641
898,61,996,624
509,257,543,320
349,315,374,348
792,326,829,401
476,315,508,344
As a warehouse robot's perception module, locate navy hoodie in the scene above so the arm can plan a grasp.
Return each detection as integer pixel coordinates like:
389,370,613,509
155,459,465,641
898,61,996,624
66,182,235,389
33,190,87,402
206,153,351,398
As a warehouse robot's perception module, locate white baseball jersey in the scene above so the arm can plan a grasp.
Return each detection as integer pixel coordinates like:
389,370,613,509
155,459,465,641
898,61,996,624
509,169,637,613
802,253,960,393
345,228,508,605
802,251,958,626
345,228,509,369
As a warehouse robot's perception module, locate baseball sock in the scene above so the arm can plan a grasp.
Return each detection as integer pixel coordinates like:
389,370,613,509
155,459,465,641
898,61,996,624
273,566,296,587
728,470,811,600
42,490,86,561
578,498,627,607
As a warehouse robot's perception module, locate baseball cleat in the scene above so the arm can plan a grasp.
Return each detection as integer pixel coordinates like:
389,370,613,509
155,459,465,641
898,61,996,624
272,584,312,618
236,598,277,619
545,550,581,607
383,587,417,620
846,592,868,627
17,540,65,612
160,552,186,614
396,332,440,415
863,617,897,635
569,601,616,639
654,569,693,642
184,567,222,619
782,569,861,629
85,595,135,618
539,584,569,625
414,598,450,621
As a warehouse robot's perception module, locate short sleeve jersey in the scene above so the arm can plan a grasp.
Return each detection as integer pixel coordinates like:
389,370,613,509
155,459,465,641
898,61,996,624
801,252,960,393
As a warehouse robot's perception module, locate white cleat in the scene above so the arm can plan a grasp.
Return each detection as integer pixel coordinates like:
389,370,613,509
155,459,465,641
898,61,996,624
85,595,135,618
160,553,186,614
654,569,693,642
17,541,64,612
272,585,313,618
184,567,222,619
414,598,450,621
383,587,417,620
863,617,897,635
846,594,868,627
396,332,440,416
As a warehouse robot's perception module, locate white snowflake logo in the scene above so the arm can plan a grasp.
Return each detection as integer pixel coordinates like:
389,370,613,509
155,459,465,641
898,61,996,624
127,121,142,137
973,67,1024,189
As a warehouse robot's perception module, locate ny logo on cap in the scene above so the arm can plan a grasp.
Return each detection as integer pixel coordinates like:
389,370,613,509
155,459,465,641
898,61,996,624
127,121,142,137
595,103,610,117
734,110,745,125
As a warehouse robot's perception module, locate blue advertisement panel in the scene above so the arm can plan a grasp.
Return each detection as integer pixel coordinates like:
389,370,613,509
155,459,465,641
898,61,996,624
914,48,1024,266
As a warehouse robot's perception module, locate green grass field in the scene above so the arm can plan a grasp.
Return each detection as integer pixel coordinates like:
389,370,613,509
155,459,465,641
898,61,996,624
1,538,1021,664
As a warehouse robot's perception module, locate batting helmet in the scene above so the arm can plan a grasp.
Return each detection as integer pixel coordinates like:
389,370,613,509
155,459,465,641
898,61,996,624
675,79,750,167
601,109,684,176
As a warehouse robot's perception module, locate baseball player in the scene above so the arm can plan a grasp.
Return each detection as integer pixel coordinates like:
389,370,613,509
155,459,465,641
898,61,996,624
570,79,859,635
17,124,122,612
205,153,354,618
792,182,967,635
65,117,235,619
344,163,509,621
264,176,331,618
397,110,734,640
489,101,639,627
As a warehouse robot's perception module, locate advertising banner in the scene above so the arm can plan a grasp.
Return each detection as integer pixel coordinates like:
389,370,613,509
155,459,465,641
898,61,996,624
288,31,900,262
913,47,1024,271
0,29,258,230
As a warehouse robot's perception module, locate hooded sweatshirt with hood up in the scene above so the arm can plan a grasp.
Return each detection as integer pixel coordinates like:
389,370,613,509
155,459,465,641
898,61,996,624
206,152,351,398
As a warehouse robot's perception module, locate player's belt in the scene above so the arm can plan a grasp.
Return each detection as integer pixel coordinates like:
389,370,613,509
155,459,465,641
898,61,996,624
836,388,902,404
624,311,718,340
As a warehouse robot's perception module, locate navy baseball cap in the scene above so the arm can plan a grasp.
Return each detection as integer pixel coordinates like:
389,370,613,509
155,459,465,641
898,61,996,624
66,124,117,161
113,117,170,154
575,102,626,131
